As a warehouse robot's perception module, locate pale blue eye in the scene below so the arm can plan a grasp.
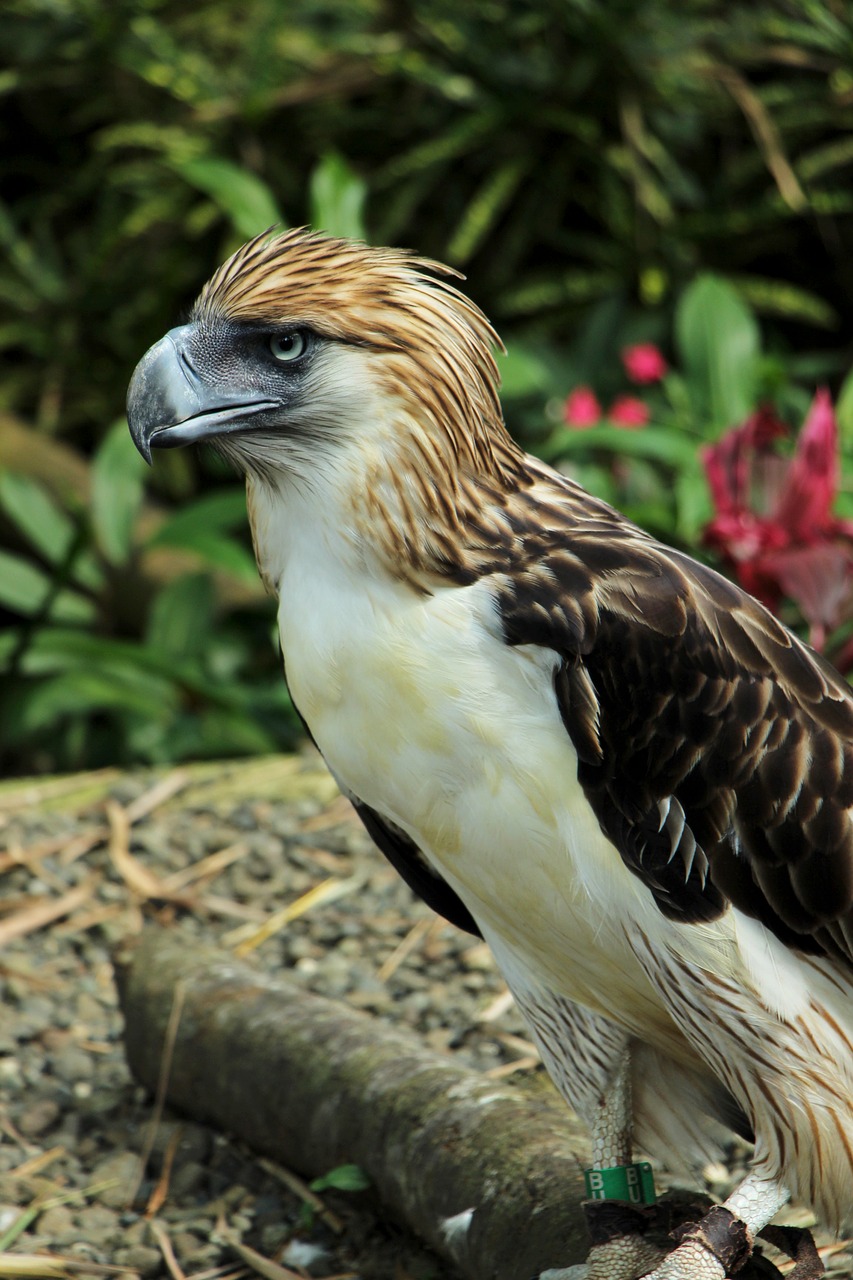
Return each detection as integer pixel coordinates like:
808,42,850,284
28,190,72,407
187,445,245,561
269,331,307,362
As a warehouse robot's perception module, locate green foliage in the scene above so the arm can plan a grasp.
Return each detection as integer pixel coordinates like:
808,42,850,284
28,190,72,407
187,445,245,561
310,1164,371,1194
0,429,294,774
1,0,852,773
547,273,853,570
298,1163,370,1231
674,275,761,428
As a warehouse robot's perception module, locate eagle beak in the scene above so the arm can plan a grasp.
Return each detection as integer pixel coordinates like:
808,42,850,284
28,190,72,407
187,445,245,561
127,324,279,464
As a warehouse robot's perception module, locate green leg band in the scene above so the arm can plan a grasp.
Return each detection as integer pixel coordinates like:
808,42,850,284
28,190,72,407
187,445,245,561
584,1161,657,1205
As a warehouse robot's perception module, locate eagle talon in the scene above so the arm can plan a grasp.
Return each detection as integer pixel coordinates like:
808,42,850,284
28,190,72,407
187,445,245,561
755,1224,824,1280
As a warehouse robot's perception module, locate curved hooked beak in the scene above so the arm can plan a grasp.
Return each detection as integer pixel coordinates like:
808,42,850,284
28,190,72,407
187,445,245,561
127,324,280,463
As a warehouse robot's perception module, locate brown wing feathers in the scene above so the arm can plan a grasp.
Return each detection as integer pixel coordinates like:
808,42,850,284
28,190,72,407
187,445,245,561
496,482,853,955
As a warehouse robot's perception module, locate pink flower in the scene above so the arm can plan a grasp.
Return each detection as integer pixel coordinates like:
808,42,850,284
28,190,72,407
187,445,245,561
563,386,602,427
608,395,649,428
622,343,668,384
702,390,853,654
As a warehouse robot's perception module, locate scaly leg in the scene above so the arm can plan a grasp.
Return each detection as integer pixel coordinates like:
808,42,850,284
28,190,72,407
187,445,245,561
503,973,665,1280
577,1049,667,1280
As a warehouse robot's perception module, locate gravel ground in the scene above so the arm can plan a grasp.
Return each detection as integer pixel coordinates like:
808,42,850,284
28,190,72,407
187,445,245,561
1,752,851,1280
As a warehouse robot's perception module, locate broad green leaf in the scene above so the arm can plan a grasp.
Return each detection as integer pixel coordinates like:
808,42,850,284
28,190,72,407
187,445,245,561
309,153,367,241
0,473,102,592
674,462,713,544
92,420,147,565
14,669,176,733
145,489,248,548
0,471,75,563
674,275,760,429
496,343,553,399
0,550,93,622
543,425,701,469
148,527,259,584
146,574,216,657
186,707,279,757
179,156,283,239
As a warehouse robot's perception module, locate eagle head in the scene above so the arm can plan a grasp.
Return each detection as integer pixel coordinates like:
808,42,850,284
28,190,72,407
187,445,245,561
127,228,515,487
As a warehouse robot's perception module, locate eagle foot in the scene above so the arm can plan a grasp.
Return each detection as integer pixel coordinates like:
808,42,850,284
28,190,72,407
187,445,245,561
637,1206,824,1280
543,1194,816,1280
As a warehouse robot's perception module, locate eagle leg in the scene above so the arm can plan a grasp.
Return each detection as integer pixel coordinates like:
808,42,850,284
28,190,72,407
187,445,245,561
575,1049,668,1280
508,984,667,1280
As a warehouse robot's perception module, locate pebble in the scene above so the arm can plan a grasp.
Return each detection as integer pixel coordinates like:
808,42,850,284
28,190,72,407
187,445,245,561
92,1151,141,1208
77,1203,122,1235
113,1245,162,1276
17,1098,61,1136
36,1205,77,1242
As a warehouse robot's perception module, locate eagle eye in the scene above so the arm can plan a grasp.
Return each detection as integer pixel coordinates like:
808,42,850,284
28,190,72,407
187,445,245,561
269,331,308,363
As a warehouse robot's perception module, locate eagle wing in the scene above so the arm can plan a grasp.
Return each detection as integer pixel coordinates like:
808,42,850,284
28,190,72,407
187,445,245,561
353,799,481,937
495,505,853,960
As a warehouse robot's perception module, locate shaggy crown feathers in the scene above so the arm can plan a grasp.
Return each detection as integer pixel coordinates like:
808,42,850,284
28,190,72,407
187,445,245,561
193,227,522,485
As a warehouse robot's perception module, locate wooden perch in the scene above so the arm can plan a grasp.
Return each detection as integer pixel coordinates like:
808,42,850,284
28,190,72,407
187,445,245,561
114,927,592,1280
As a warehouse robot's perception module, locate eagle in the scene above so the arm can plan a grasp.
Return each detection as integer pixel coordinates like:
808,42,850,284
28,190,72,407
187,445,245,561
127,228,852,1280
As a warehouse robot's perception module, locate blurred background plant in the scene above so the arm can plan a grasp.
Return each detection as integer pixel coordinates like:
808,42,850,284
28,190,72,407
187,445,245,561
1,0,852,774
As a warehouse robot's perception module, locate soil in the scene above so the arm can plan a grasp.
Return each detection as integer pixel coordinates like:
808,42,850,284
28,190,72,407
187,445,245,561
0,753,850,1279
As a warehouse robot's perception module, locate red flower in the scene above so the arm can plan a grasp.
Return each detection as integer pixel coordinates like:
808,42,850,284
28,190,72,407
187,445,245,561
563,386,602,427
609,395,649,428
622,343,668,384
702,390,853,653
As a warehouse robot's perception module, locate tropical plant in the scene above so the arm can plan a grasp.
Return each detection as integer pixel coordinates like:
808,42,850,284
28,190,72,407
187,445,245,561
2,0,853,773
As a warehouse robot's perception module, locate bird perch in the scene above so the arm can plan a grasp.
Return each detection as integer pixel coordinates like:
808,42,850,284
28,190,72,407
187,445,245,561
114,927,592,1280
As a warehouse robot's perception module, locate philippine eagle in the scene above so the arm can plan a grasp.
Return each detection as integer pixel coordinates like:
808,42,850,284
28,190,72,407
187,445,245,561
127,229,852,1280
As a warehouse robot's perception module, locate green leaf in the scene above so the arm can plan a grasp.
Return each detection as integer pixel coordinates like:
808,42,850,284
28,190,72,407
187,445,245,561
0,550,93,622
733,275,837,330
146,574,216,657
92,420,148,565
12,669,176,733
446,158,526,263
183,707,279,758
0,472,74,563
148,526,259,584
496,343,553,399
674,275,760,429
674,462,713,544
309,1164,370,1194
543,425,701,469
309,153,367,241
145,489,249,548
178,157,283,240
